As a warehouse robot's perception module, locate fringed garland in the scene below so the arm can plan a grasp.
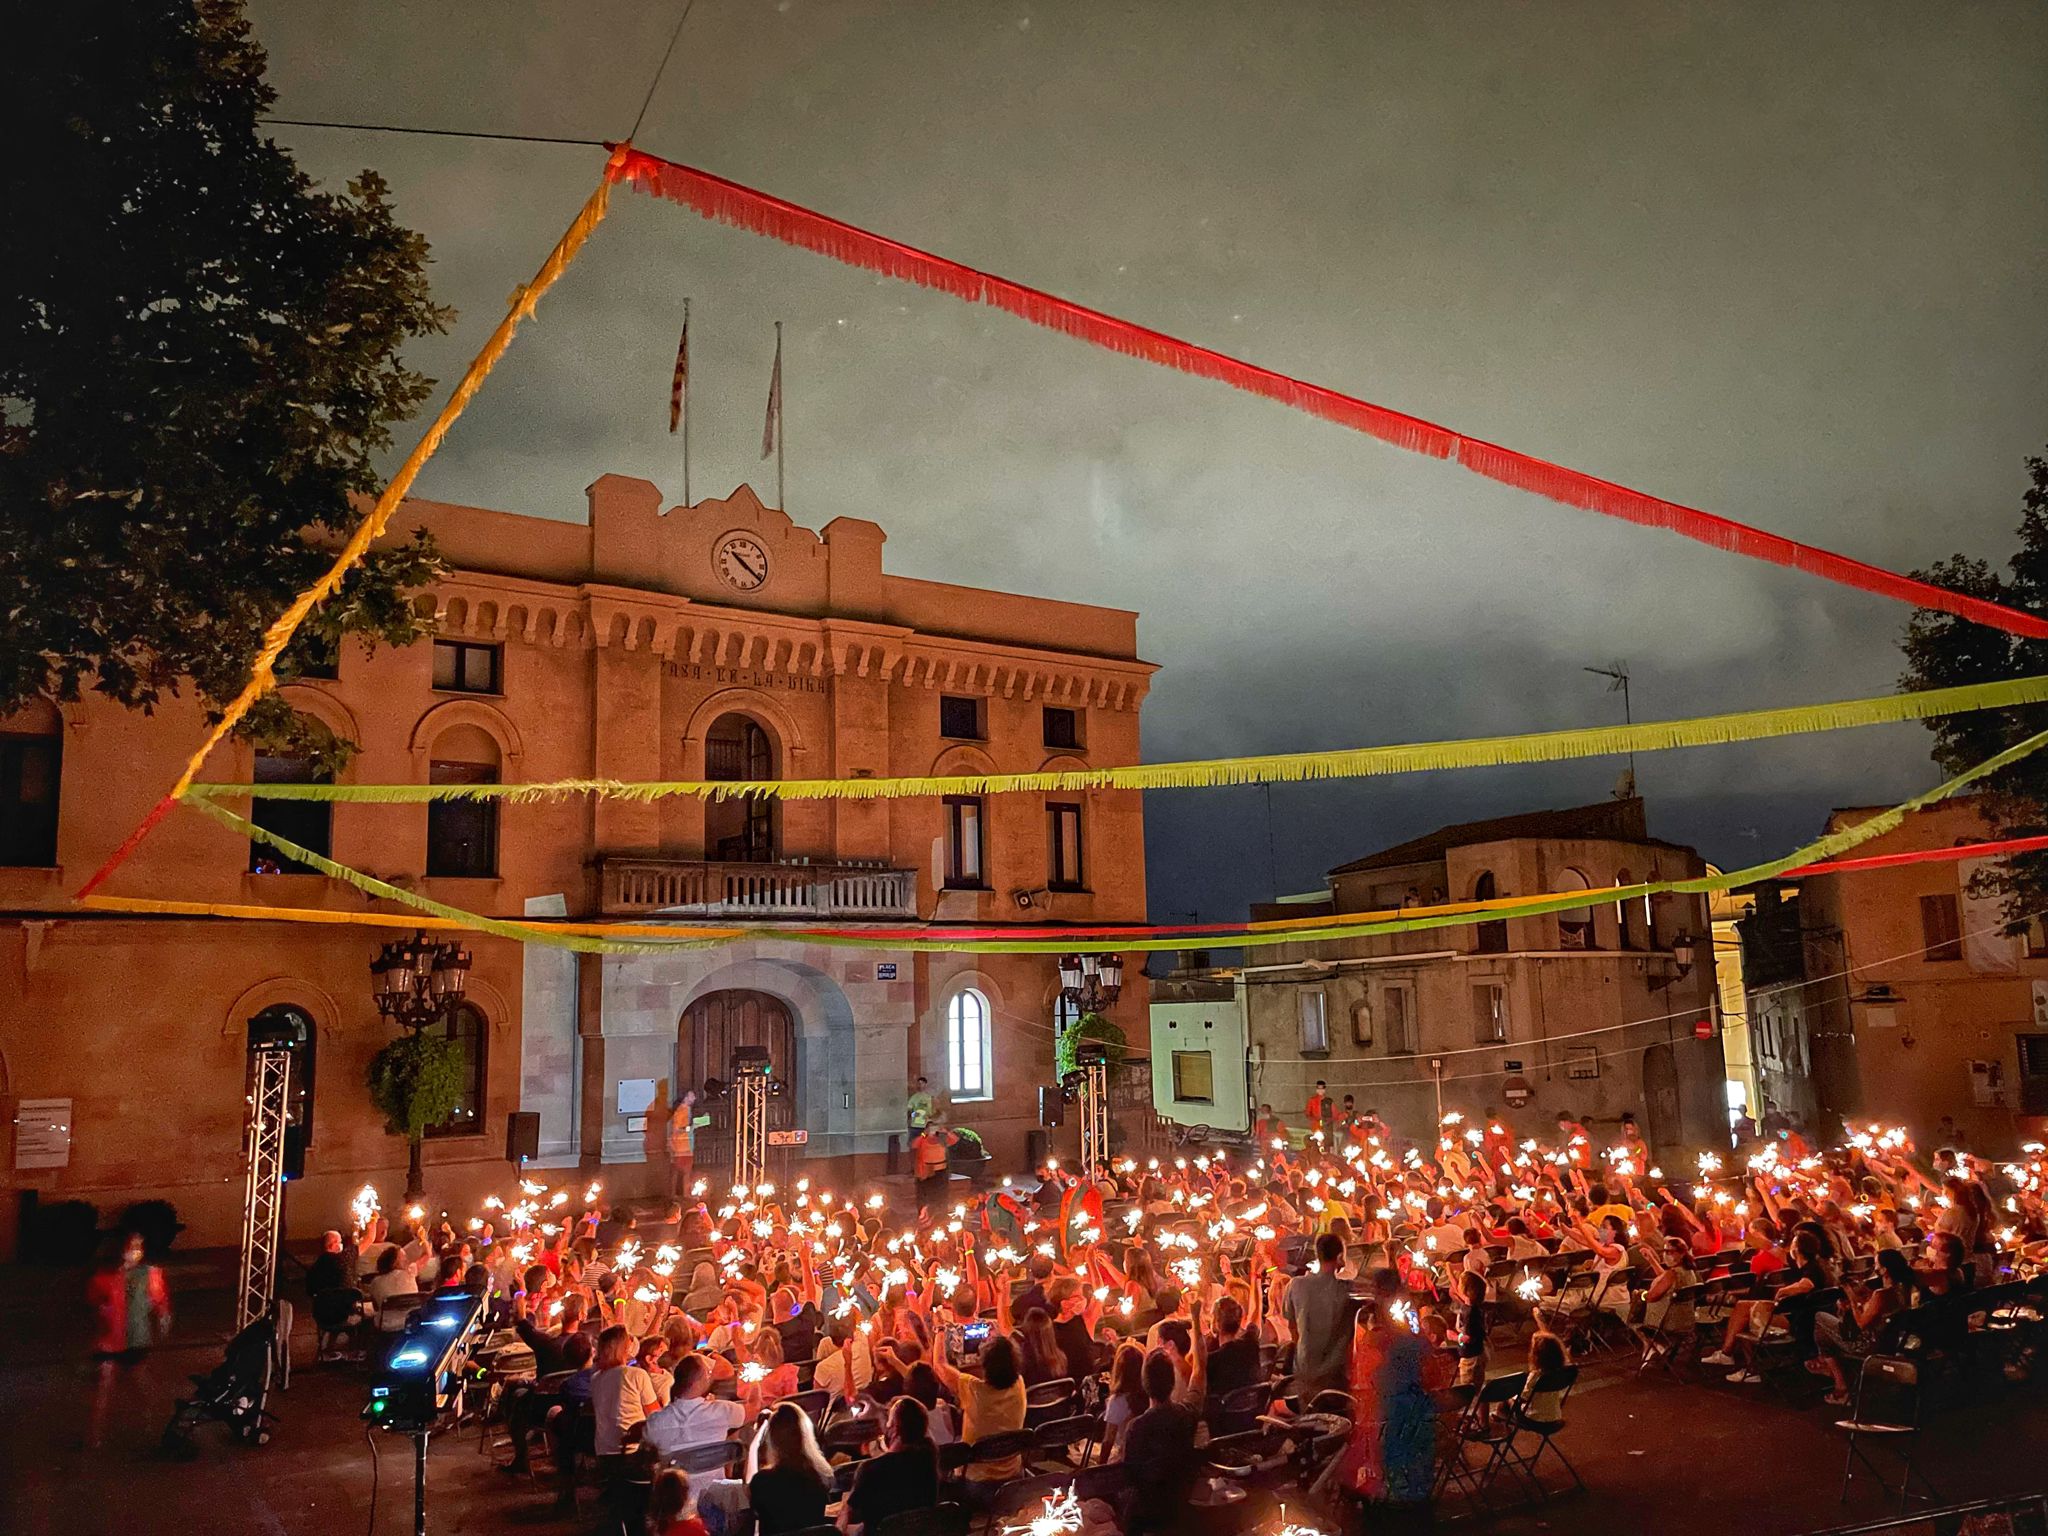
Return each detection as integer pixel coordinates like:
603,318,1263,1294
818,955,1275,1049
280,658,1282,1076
182,672,2048,807
1786,830,2048,878
609,146,2048,644
91,730,2048,956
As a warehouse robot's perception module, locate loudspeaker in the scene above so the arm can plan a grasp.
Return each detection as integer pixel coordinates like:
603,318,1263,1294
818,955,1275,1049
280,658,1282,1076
505,1111,541,1163
1038,1086,1065,1128
281,1124,307,1181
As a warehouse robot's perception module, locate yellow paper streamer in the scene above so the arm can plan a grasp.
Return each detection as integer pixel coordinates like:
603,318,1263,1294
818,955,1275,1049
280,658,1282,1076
93,728,2048,955
163,153,624,804
182,672,2048,806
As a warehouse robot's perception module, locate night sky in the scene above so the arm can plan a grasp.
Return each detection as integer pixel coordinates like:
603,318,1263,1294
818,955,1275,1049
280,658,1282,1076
255,1,2048,928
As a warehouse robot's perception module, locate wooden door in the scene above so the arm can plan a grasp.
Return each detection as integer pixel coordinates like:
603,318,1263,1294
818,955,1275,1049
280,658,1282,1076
683,990,798,1180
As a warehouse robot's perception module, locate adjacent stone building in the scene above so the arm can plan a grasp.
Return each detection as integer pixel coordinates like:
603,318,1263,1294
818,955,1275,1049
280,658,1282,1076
0,476,1154,1249
1737,797,2048,1151
1238,798,1729,1158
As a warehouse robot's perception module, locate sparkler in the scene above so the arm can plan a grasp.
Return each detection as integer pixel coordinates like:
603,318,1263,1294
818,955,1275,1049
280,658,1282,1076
350,1185,381,1230
999,1485,1083,1536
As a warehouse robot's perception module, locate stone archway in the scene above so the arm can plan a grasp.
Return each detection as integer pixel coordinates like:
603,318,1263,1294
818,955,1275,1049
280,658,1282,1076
681,988,798,1174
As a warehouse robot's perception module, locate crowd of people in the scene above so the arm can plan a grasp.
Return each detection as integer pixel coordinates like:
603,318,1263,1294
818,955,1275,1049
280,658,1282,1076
316,1097,2048,1531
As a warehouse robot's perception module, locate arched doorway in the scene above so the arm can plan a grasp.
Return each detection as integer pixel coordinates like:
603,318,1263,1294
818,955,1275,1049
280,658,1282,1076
705,713,777,862
683,989,798,1177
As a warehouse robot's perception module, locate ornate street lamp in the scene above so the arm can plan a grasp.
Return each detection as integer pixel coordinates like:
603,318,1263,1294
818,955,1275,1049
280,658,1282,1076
1057,952,1123,1014
371,931,471,1031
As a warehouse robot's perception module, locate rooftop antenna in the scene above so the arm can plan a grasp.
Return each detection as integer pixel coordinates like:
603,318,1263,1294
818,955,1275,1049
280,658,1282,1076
1584,661,1635,798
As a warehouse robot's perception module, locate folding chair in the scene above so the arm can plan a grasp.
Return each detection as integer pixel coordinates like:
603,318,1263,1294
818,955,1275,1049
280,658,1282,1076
782,1388,833,1423
1633,1282,1703,1377
873,1505,969,1536
1433,1375,1520,1508
1030,1412,1104,1472
1483,1365,1583,1504
1204,1382,1273,1437
1838,1355,1937,1511
664,1437,746,1476
1023,1377,1077,1428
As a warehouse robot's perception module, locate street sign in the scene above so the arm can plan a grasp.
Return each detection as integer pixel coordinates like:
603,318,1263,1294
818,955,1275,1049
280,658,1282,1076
1503,1059,1523,1072
767,1128,809,1147
876,962,899,981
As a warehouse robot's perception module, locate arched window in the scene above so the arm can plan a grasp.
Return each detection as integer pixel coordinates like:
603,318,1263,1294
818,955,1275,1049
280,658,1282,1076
0,699,61,867
947,988,992,1101
425,1001,487,1137
427,724,500,878
1473,871,1508,954
249,1003,317,1150
249,750,332,874
705,712,778,862
1615,870,1638,949
1558,868,1596,949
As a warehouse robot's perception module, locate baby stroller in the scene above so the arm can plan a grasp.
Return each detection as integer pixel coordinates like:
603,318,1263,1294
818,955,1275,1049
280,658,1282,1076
161,1312,279,1455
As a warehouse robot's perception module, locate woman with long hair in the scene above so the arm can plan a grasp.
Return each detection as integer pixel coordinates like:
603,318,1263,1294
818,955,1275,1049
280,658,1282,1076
841,1395,941,1534
740,1324,798,1414
746,1401,833,1536
1102,1341,1148,1458
1016,1306,1069,1385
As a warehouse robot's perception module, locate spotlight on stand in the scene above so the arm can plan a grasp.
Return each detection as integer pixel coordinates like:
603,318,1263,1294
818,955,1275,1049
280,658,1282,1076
700,1077,728,1102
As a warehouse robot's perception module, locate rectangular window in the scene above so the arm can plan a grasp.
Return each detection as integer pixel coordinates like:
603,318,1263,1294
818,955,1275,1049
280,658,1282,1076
943,797,985,888
426,760,499,878
431,639,502,695
1472,982,1508,1044
947,991,991,1101
425,1003,487,1137
1042,707,1082,750
0,734,60,867
1048,802,1085,889
1171,1050,1215,1104
248,753,332,874
1920,893,1962,962
1298,990,1329,1054
2028,918,2048,959
1382,983,1418,1055
2019,1034,2048,1115
939,695,982,740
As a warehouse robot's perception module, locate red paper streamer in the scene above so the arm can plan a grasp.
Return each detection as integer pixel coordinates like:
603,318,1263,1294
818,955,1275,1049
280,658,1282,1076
73,791,179,900
1784,832,2048,878
610,146,2048,642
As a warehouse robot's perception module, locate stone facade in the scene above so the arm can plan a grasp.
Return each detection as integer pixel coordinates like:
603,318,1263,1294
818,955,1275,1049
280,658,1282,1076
1743,798,2048,1151
0,477,1154,1252
1239,799,1729,1160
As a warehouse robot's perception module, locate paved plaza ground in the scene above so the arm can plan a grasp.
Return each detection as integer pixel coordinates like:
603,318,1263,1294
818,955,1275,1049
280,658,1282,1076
4,1249,2044,1536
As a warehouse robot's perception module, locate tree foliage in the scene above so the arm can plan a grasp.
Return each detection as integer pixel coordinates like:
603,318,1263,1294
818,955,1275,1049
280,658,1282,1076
1057,1010,1130,1082
366,1030,466,1144
1898,446,2048,926
2,0,452,769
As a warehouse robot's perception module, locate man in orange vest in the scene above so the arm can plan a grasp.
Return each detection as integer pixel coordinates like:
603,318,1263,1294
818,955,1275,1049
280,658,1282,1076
911,1120,958,1220
1304,1080,1331,1138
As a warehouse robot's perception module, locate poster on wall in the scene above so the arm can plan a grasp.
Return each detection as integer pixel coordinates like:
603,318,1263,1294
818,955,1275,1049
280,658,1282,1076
14,1098,72,1169
1968,1058,2008,1108
1959,858,2020,974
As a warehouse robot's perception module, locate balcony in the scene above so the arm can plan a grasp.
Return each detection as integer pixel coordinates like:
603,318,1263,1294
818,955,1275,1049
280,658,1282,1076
599,857,919,920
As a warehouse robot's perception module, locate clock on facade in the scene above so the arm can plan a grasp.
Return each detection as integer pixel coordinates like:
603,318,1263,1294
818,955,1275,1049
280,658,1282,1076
714,533,769,591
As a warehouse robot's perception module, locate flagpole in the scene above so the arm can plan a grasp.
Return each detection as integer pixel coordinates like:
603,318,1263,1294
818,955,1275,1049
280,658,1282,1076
681,297,692,507
775,319,786,512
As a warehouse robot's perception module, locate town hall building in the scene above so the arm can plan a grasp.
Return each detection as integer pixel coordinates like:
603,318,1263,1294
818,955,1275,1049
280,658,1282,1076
0,476,1155,1249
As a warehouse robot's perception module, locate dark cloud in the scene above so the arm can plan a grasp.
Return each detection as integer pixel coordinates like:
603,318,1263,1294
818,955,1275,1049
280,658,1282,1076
252,1,2048,925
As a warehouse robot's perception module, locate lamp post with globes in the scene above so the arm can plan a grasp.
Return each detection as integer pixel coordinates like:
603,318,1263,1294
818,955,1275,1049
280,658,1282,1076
1057,953,1124,1175
368,933,472,1198
371,932,472,1031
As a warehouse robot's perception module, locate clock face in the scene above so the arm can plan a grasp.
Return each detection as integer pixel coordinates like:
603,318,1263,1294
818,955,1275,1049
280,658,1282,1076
714,534,769,592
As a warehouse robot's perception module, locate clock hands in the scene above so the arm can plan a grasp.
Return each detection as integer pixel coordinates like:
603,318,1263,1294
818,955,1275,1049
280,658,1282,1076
730,552,765,584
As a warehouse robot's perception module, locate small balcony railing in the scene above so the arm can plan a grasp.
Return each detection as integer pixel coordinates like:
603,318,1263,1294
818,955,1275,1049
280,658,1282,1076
599,857,918,920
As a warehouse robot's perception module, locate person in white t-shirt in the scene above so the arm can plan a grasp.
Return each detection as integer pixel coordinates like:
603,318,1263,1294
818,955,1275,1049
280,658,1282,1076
812,1317,873,1399
643,1354,749,1462
589,1325,666,1461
